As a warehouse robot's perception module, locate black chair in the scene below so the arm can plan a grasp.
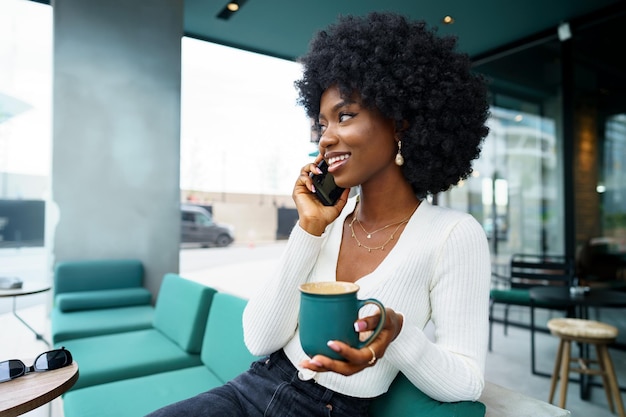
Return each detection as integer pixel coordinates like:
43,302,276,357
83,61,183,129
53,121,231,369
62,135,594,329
489,253,575,374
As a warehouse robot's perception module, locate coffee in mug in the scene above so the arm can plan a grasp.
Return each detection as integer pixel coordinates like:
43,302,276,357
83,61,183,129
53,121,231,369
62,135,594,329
298,281,386,361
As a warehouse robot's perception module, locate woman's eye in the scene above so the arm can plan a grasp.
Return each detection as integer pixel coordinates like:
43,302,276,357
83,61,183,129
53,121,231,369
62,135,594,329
339,113,355,122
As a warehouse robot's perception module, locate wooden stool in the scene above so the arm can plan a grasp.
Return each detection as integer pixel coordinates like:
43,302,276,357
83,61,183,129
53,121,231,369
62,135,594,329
547,317,625,417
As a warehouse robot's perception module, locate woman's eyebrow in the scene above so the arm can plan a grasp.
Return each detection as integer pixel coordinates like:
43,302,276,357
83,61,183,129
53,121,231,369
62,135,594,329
320,99,357,119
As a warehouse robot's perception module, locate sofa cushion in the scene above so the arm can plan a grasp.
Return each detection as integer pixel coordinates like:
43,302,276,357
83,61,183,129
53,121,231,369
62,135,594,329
56,275,216,390
62,292,259,417
51,304,154,344
369,373,486,417
201,292,259,382
61,329,204,391
54,259,144,295
153,273,216,353
56,287,152,312
63,365,223,417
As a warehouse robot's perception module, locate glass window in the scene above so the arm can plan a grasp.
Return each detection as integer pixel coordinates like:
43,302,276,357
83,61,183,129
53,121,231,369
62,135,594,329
194,213,213,226
440,100,564,260
602,114,626,250
572,11,626,252
442,36,567,262
0,0,52,200
180,38,313,200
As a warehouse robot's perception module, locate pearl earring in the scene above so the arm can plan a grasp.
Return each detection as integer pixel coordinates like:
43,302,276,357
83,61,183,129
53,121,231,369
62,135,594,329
395,140,404,166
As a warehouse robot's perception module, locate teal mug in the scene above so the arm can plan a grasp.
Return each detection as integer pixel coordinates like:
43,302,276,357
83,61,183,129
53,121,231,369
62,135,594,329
298,281,386,361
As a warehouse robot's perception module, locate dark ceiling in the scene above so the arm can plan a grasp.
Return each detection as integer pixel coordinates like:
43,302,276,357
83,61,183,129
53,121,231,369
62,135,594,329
31,0,624,62
183,0,624,61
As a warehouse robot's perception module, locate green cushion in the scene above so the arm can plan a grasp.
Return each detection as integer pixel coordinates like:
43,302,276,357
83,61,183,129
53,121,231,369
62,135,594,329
56,288,152,312
201,292,260,381
51,304,154,344
490,288,569,308
369,373,486,417
62,293,257,416
60,329,204,391
153,274,217,353
57,276,217,391
63,365,223,417
54,259,144,295
490,288,530,304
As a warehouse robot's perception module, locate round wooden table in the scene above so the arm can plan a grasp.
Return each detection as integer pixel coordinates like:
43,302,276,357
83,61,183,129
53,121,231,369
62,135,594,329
0,282,52,346
0,361,78,417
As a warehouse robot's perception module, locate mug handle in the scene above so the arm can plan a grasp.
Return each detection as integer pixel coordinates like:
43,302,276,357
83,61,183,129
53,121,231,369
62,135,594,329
355,298,386,349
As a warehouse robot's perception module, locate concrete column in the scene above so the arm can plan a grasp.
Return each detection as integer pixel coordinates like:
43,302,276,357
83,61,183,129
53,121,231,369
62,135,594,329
51,0,183,299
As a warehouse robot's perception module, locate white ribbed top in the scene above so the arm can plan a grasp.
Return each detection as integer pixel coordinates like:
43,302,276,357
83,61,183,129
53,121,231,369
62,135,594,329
243,196,491,401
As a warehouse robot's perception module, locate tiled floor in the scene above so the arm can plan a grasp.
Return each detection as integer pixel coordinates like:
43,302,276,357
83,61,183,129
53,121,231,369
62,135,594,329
2,248,625,417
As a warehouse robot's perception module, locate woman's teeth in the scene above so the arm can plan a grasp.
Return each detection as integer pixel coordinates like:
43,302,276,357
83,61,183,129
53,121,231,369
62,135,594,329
327,155,349,166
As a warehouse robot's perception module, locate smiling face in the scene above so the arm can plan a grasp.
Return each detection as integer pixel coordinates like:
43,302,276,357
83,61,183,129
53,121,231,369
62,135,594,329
317,86,399,189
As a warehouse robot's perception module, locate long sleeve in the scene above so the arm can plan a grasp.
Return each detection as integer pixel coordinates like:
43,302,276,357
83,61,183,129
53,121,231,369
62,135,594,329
242,224,323,355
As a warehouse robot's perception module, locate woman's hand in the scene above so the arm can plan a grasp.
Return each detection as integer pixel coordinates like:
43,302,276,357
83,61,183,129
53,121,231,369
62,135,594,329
299,308,404,375
293,157,350,236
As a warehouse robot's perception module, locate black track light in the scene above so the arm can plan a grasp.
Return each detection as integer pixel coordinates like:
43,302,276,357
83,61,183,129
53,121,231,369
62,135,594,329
217,0,247,20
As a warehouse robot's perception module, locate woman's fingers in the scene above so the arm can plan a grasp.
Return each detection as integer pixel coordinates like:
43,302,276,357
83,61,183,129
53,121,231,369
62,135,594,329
296,163,320,192
292,159,349,236
299,341,380,376
354,308,404,342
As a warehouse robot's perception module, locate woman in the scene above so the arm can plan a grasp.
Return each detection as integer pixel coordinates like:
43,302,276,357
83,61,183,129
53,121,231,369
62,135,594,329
148,11,491,417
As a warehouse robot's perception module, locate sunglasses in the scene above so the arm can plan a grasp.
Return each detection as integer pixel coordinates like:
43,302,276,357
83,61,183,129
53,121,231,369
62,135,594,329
0,347,73,383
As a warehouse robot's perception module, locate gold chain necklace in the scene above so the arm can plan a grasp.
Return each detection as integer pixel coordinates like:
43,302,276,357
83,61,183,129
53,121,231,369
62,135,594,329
348,203,418,252
355,211,414,239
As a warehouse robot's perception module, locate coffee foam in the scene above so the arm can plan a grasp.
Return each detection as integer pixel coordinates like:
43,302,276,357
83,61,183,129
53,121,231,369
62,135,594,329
299,281,359,295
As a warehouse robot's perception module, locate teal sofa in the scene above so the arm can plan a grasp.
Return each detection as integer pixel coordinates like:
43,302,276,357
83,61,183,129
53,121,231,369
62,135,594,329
58,273,216,391
62,290,486,417
51,259,155,344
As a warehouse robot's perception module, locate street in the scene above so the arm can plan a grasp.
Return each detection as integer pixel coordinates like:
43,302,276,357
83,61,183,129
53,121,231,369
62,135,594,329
180,241,286,273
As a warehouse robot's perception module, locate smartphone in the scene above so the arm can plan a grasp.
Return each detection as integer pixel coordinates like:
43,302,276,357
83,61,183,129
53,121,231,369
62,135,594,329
309,160,345,206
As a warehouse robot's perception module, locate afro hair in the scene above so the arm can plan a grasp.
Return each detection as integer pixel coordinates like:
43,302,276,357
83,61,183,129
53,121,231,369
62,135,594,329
295,12,490,197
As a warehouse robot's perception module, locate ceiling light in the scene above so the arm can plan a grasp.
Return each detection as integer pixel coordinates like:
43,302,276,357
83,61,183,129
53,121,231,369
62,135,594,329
442,15,454,25
217,0,247,20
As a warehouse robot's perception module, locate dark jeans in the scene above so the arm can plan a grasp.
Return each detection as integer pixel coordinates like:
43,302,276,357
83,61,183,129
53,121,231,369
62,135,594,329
145,349,371,417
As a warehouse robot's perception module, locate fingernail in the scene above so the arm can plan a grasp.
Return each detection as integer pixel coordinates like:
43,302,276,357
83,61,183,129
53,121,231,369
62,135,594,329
311,185,316,193
354,321,366,332
300,359,322,367
327,341,340,352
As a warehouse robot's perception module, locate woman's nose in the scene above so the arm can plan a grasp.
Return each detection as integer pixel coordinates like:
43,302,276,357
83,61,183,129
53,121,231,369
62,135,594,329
318,126,338,149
